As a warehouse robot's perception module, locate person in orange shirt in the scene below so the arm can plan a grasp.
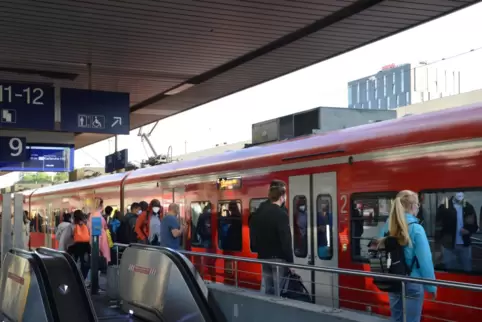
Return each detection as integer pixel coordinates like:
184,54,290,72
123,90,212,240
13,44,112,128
135,199,163,245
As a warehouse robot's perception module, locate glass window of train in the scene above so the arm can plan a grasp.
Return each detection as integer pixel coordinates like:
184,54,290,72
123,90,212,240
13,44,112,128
217,200,242,252
316,194,333,260
190,201,212,248
248,198,268,252
420,188,482,274
293,195,308,258
350,193,397,262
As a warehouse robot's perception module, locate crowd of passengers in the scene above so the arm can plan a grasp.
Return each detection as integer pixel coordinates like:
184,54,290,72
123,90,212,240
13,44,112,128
52,198,186,287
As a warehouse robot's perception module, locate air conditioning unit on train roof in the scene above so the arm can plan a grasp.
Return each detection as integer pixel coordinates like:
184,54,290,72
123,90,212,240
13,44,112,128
251,107,397,145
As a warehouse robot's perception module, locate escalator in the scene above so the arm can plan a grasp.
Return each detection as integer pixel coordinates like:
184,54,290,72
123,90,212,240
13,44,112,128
0,248,96,322
0,245,224,321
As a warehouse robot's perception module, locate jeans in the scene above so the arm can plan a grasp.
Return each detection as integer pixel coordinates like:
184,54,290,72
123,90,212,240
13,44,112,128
389,283,424,322
443,245,472,272
261,259,289,296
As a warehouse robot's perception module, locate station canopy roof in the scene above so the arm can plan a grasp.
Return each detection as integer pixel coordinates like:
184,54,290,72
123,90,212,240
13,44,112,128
0,0,477,149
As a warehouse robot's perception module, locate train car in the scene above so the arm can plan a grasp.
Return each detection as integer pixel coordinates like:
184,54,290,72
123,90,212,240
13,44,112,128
21,104,482,321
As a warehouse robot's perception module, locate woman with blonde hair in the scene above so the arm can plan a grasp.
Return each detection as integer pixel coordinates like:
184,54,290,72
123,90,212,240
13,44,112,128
378,190,437,322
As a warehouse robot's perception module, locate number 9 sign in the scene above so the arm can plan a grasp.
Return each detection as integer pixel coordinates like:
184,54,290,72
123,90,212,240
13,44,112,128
0,136,27,162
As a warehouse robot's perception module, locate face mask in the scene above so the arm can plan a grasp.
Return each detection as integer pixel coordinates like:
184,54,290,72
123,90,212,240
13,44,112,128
152,207,160,213
137,210,142,215
299,206,306,211
280,195,286,208
455,192,464,202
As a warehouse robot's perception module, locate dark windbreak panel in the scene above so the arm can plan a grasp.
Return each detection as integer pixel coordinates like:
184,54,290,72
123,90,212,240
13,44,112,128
0,249,56,322
130,245,224,322
36,248,97,322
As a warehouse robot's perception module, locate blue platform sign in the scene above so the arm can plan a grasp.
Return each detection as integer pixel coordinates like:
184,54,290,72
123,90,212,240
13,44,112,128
0,82,55,131
60,88,130,135
91,217,102,237
0,144,74,172
0,136,27,162
105,149,128,173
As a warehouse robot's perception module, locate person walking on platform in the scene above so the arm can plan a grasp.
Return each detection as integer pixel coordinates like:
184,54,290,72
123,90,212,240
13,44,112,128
249,180,294,296
160,203,186,250
377,190,436,322
69,210,91,279
135,199,163,245
57,212,73,251
117,202,142,244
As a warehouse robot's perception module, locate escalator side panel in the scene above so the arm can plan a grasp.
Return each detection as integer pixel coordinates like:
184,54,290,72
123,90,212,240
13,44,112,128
0,250,52,322
35,249,97,322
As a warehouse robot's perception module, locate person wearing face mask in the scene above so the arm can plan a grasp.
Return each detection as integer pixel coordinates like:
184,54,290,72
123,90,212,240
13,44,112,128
117,202,141,245
435,192,478,272
135,199,163,245
249,179,294,296
294,199,308,257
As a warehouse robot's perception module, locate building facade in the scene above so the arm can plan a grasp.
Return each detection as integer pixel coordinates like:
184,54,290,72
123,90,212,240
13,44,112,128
348,63,461,109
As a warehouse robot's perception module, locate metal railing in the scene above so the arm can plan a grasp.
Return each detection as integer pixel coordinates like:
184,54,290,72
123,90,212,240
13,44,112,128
112,243,482,322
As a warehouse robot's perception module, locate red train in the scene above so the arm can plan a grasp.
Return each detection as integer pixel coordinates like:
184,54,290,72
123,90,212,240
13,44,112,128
2,104,482,321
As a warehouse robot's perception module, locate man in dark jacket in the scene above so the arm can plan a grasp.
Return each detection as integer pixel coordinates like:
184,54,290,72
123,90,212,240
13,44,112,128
436,192,478,272
117,202,142,245
249,180,293,295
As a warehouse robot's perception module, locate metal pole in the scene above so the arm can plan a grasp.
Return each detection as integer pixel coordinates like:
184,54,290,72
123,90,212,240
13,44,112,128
91,235,99,295
274,266,280,296
12,194,24,249
234,260,238,288
1,194,12,264
401,281,407,322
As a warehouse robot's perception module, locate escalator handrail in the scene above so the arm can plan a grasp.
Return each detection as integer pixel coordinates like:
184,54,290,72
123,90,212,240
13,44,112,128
36,247,97,322
129,244,221,322
9,249,58,322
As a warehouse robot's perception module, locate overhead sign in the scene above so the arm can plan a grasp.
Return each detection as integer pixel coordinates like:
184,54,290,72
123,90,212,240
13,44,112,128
105,149,128,173
0,82,55,131
0,144,74,172
60,88,130,135
0,136,27,162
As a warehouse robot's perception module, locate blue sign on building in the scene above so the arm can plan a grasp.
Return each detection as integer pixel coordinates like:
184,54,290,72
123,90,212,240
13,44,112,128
0,144,74,172
105,149,128,173
60,88,130,135
0,136,27,162
0,82,55,131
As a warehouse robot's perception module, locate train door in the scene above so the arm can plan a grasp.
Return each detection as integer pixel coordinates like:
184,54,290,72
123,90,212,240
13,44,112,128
289,172,338,307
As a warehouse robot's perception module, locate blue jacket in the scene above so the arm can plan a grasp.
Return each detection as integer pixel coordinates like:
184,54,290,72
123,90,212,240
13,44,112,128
379,213,437,294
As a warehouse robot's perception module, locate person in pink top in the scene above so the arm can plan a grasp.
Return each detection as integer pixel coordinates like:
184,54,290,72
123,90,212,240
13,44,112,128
88,197,111,263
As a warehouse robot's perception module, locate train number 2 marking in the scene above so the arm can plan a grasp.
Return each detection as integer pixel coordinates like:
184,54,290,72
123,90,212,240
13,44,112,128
340,194,348,215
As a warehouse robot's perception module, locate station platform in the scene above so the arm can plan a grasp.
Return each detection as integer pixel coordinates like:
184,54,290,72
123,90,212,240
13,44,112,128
0,245,387,322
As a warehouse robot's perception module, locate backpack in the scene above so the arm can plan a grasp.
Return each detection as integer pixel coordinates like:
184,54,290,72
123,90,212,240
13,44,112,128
281,272,312,303
368,222,419,293
73,224,90,243
117,215,138,244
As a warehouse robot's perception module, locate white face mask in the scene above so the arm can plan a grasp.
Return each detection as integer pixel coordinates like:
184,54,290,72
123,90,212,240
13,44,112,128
152,207,160,213
137,210,142,215
455,192,464,202
299,206,306,211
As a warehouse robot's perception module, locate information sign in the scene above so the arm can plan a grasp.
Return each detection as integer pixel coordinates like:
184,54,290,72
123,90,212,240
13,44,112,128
105,149,128,173
0,82,55,131
60,88,130,134
0,136,27,162
0,144,74,172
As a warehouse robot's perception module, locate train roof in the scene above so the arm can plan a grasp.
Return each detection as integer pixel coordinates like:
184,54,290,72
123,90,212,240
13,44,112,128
31,172,128,197
27,103,482,196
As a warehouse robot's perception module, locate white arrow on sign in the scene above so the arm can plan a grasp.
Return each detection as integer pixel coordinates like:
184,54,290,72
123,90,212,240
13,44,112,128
112,116,122,127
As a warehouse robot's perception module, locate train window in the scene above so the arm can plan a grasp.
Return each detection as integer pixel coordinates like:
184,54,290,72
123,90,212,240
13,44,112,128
248,198,268,252
190,201,212,248
293,195,308,258
218,200,242,252
351,193,396,262
420,189,482,274
316,194,333,260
